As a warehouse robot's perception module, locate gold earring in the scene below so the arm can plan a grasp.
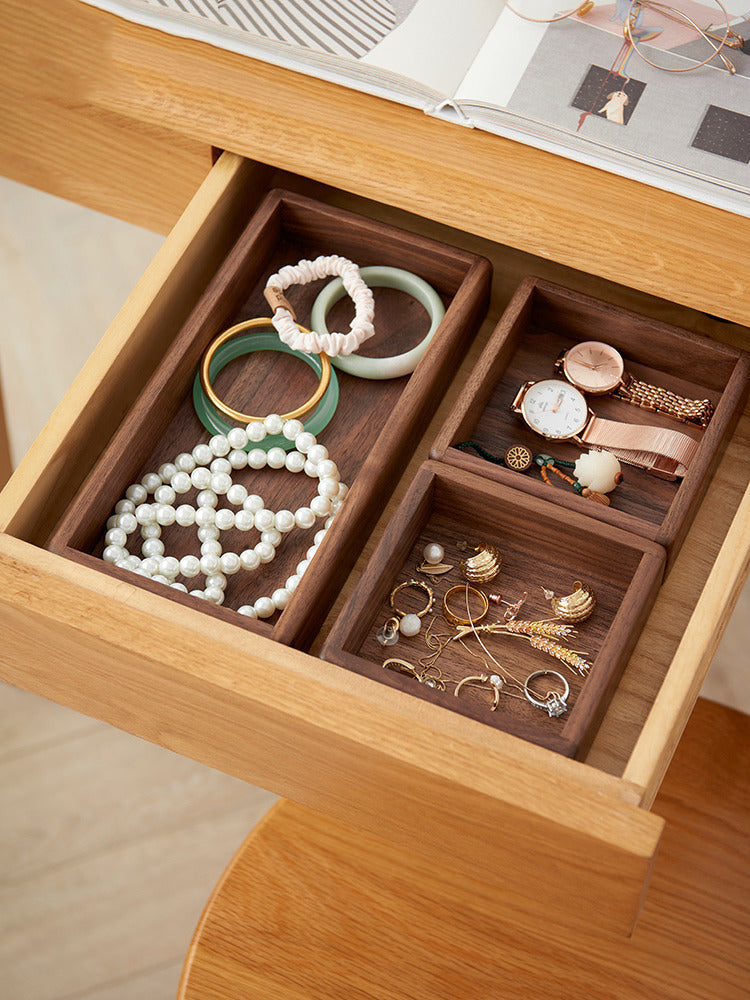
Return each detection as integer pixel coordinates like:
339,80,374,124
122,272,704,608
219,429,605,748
459,544,503,583
542,580,596,623
454,673,504,711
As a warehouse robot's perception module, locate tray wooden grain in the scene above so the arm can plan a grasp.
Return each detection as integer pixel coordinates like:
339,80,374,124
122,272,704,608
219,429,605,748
431,278,750,569
49,190,491,649
322,461,666,758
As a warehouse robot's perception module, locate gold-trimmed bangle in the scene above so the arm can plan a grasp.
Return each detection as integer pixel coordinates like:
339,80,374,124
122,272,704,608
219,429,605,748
199,317,331,424
442,584,489,627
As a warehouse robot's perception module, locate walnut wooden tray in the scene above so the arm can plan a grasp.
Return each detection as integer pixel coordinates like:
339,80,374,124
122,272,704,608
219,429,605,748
431,278,750,569
322,460,666,758
49,190,491,649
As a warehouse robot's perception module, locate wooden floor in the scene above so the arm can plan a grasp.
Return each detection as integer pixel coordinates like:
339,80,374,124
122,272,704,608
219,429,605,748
0,176,747,1000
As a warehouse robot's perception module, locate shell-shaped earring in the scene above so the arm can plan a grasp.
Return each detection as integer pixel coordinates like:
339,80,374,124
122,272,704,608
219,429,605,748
543,580,596,623
459,544,503,584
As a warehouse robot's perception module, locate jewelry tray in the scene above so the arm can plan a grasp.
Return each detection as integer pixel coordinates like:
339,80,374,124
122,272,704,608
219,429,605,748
431,277,750,570
48,190,491,649
322,461,665,758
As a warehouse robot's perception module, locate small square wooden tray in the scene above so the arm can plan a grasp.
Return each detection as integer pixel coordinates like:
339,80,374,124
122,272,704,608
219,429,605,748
322,460,666,759
49,189,491,649
431,278,750,568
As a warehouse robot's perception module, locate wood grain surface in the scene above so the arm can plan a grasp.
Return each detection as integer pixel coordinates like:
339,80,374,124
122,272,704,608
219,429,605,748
177,697,750,1000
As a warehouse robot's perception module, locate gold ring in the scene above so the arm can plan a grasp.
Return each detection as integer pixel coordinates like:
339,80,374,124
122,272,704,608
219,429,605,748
199,317,331,424
389,579,434,619
442,584,489,627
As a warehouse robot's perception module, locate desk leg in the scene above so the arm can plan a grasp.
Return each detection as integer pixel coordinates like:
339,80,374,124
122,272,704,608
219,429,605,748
177,698,750,1000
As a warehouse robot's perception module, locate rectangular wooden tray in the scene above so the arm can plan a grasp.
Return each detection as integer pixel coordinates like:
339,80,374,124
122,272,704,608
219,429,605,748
322,461,665,758
48,188,491,649
431,278,750,569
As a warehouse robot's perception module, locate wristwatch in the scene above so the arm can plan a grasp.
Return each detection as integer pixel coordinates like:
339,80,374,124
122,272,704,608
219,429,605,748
510,379,699,479
554,341,714,428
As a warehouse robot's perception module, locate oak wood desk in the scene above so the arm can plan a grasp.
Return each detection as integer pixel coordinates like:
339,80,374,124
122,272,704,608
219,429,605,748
1,0,749,991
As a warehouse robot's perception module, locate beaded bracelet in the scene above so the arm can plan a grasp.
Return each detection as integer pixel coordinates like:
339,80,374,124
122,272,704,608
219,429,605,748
310,265,445,380
193,329,339,451
265,255,375,356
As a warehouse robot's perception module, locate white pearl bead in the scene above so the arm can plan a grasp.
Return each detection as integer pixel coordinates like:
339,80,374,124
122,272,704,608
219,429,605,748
238,605,258,618
209,434,230,457
124,555,141,571
195,507,216,527
175,452,196,473
105,528,127,547
190,467,212,490
205,573,227,591
192,443,213,466
140,556,160,576
240,549,261,571
140,523,162,539
211,472,232,495
314,528,328,546
171,582,188,593
135,504,156,525
175,504,196,527
295,431,316,454
190,590,206,600
285,574,301,594
294,507,316,530
200,540,222,556
141,471,162,493
336,483,349,502
142,538,165,558
151,574,170,585
197,525,220,542
156,505,176,527
399,613,422,637
272,587,290,610
246,421,266,443
159,556,180,579
266,447,287,469
228,449,249,470
234,509,255,532
263,413,284,435
157,463,178,483
274,510,296,533
303,460,319,477
220,552,241,575
243,494,264,513
126,484,147,504
296,558,310,576
423,542,445,565
253,509,275,532
204,586,225,605
316,459,339,480
317,477,340,499
255,541,276,564
306,544,319,561
154,485,176,505
261,528,283,548
282,419,304,441
227,426,249,449
115,499,135,515
254,596,276,618
285,450,306,473
247,449,267,470
196,489,218,508
226,484,248,506
310,495,332,517
116,513,138,534
170,471,192,494
210,457,232,475
106,515,120,531
200,553,221,576
215,508,236,531
307,444,328,465
103,544,125,563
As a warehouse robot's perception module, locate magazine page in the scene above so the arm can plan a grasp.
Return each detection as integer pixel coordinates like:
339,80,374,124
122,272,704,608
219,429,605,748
453,1,750,214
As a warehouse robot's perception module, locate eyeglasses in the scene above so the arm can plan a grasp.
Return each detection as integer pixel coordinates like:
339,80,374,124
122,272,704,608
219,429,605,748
504,1,747,75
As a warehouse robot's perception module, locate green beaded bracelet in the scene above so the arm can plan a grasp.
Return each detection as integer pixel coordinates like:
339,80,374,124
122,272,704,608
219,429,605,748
310,265,445,380
192,330,339,451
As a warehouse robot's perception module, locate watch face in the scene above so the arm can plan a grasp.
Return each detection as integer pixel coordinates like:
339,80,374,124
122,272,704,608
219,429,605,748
520,380,589,440
562,341,624,394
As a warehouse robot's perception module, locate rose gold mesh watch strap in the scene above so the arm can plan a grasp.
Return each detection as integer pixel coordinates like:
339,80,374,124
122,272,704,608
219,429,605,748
613,378,714,428
581,416,699,479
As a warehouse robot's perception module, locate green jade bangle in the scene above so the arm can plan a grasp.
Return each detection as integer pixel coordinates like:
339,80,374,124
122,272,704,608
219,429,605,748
193,331,339,451
310,265,445,380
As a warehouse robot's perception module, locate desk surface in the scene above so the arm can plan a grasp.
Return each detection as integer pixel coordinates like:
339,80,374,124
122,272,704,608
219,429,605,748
1,0,749,330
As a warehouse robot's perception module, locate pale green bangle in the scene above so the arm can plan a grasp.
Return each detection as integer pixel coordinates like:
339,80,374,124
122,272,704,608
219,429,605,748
310,265,445,380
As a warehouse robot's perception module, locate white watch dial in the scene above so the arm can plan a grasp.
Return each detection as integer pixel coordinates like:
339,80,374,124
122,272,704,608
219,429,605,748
520,380,589,440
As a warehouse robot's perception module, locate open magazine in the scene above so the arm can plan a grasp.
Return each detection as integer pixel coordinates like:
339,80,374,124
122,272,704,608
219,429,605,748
82,0,750,216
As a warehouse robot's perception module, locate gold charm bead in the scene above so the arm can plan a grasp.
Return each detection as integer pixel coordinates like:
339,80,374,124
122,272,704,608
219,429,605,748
459,544,503,583
543,580,596,623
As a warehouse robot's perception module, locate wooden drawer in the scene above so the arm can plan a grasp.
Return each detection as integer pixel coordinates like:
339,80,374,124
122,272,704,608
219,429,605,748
0,152,748,938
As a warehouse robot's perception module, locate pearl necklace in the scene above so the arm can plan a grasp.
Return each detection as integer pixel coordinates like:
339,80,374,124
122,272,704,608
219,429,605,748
101,416,347,619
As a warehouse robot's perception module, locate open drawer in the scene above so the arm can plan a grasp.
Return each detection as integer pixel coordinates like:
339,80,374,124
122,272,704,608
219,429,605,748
0,152,748,938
